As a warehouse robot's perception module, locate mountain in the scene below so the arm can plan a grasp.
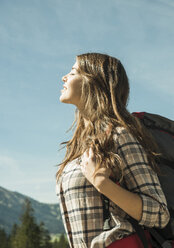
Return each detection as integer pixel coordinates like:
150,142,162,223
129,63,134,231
0,186,64,235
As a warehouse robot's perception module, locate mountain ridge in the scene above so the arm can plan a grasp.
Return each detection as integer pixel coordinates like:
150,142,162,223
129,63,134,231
0,186,64,235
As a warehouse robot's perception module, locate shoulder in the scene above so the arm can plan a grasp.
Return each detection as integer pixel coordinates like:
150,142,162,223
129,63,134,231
112,126,147,160
112,126,139,146
112,126,149,166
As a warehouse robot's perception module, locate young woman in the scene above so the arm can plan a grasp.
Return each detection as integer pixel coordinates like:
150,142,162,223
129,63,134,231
56,53,169,248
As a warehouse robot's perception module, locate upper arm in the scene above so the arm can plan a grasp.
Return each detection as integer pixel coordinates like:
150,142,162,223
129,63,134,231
114,128,170,228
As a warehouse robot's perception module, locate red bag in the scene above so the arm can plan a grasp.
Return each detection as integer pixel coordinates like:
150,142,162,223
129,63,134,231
107,231,152,248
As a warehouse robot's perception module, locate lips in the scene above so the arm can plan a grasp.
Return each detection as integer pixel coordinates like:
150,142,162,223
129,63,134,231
61,85,67,93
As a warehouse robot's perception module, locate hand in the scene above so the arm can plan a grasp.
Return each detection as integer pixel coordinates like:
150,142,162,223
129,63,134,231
81,147,111,190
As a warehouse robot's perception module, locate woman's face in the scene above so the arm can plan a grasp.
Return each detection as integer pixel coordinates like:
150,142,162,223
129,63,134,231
60,61,83,108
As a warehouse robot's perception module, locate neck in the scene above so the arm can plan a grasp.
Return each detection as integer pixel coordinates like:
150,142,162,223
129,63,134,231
77,104,90,128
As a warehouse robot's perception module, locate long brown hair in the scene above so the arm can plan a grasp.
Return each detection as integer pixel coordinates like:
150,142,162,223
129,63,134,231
57,53,159,180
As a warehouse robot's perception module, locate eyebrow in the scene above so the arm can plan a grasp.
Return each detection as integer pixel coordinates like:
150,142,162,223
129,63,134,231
71,67,77,70
71,67,80,73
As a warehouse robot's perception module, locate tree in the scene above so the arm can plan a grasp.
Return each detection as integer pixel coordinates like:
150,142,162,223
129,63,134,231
9,223,18,248
11,199,41,248
52,239,59,248
0,228,10,248
39,222,52,248
10,199,54,248
57,234,69,248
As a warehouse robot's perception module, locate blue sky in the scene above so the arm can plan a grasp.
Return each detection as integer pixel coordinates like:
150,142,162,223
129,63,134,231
0,0,174,203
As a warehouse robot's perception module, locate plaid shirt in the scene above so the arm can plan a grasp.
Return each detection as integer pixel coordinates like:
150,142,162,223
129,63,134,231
56,127,170,248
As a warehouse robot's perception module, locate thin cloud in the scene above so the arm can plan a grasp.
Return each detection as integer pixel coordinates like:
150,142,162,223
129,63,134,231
0,155,21,171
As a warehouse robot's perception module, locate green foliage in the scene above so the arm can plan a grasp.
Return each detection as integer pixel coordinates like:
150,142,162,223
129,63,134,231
1,199,69,248
52,234,69,248
52,239,59,248
0,228,10,248
0,186,64,235
57,234,69,248
10,199,40,248
39,222,52,248
9,199,52,248
9,224,18,248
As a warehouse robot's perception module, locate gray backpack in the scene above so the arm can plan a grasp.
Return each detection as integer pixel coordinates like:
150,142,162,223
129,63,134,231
132,112,174,248
103,112,174,248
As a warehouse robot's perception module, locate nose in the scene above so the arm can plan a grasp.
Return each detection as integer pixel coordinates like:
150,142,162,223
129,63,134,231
62,75,67,82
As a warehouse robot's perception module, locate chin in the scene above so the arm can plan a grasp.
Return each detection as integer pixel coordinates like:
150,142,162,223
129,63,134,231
60,95,70,104
60,97,66,103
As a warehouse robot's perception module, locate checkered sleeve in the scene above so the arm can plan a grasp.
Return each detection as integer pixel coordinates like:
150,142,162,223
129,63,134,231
116,128,170,228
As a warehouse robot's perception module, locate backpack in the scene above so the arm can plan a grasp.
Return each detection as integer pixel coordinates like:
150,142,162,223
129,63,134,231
102,112,174,248
132,112,174,248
